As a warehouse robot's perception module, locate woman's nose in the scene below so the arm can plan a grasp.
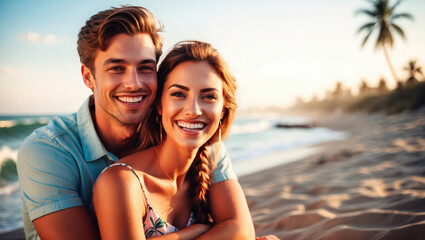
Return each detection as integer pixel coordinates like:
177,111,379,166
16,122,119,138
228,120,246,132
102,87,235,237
185,98,202,117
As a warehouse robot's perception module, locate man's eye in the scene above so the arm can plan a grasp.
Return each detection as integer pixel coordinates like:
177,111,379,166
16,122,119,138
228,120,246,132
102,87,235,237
138,66,155,72
109,66,125,72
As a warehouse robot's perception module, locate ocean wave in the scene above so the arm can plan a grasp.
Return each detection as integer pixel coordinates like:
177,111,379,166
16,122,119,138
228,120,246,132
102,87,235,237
229,115,313,136
227,128,349,162
0,182,19,196
0,146,17,164
0,120,48,150
230,119,272,135
0,146,18,185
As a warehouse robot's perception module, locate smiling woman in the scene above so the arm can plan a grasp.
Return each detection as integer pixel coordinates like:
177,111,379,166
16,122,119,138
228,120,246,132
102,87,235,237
159,61,225,150
92,41,255,239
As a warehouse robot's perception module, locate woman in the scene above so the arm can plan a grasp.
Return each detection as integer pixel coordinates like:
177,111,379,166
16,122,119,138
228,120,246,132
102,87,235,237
93,41,246,239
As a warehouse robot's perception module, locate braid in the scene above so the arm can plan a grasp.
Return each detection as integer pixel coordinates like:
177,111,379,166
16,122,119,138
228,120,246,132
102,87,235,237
190,145,213,224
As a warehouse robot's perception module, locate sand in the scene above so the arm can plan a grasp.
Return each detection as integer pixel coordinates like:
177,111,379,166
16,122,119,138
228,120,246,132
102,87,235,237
240,109,425,239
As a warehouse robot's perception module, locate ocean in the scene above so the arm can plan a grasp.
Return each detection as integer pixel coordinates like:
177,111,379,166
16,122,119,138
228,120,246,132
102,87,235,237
0,113,347,234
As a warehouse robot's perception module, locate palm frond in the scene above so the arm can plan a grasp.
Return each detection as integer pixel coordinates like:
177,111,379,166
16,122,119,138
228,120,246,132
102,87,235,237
357,22,376,34
389,0,403,14
391,23,406,40
355,9,377,17
361,28,375,48
390,13,414,21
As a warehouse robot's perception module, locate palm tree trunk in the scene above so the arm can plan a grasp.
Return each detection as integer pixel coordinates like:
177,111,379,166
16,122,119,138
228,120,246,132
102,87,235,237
382,44,399,84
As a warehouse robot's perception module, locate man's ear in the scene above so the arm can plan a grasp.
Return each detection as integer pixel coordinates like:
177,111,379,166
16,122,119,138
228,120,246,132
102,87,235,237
81,64,95,91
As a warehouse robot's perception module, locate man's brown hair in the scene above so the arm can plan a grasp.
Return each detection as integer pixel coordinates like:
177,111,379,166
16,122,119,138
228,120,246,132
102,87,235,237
77,6,163,72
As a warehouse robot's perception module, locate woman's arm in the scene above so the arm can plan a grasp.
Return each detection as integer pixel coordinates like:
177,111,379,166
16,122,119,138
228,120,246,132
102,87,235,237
93,166,147,240
93,166,210,240
198,179,256,239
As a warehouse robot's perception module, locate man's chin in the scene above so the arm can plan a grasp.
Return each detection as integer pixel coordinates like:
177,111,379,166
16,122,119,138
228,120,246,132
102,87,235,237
114,113,145,127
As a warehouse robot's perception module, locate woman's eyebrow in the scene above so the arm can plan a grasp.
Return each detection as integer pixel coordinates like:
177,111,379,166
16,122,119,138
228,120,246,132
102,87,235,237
200,88,219,93
168,84,189,91
168,84,219,93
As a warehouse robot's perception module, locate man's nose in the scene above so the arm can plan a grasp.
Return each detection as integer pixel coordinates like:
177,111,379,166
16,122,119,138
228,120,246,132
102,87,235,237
123,68,143,90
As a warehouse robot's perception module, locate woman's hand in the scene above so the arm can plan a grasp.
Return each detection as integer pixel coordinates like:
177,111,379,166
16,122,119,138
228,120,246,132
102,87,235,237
148,224,212,239
186,224,212,237
256,235,280,240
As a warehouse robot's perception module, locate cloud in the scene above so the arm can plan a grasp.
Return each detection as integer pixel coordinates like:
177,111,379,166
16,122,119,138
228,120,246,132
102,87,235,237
0,66,24,78
18,32,57,45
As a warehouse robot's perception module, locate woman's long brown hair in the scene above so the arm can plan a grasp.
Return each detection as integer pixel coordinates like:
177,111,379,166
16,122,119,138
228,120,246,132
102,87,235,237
138,41,237,223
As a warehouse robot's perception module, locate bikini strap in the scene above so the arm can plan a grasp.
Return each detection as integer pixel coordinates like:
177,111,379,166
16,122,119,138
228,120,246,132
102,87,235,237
105,163,150,219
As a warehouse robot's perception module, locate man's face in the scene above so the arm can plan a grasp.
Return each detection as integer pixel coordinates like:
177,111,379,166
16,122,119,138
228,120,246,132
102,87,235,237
86,33,157,127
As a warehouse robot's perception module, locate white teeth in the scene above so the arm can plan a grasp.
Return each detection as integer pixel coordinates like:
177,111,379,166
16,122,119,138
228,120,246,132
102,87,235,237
177,121,205,130
117,96,143,103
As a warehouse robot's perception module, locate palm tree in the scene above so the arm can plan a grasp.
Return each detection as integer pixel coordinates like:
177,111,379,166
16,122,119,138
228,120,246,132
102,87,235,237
404,60,424,87
377,77,389,94
332,81,343,99
359,79,372,96
356,0,413,83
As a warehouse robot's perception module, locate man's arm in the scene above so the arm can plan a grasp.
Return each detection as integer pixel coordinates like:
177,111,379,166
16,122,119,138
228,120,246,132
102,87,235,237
17,137,100,240
33,207,99,240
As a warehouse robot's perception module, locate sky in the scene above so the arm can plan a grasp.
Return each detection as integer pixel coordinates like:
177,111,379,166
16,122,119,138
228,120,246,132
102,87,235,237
0,0,424,114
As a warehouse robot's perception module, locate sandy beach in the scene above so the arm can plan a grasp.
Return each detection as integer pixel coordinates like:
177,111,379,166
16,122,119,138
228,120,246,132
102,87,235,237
240,109,425,239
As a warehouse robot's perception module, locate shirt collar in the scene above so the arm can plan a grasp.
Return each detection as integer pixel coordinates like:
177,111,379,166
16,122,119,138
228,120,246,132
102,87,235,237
77,95,118,162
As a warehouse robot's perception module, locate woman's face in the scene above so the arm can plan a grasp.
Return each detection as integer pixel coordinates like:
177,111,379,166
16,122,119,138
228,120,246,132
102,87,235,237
159,61,224,150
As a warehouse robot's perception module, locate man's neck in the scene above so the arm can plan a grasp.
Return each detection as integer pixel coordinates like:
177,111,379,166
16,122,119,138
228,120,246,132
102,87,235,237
90,108,139,158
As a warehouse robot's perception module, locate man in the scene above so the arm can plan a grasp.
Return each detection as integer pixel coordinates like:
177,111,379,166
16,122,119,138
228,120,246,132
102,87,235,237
17,6,254,239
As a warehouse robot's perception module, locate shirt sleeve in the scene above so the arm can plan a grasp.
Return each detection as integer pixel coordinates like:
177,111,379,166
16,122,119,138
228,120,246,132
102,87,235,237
209,142,237,184
17,137,83,221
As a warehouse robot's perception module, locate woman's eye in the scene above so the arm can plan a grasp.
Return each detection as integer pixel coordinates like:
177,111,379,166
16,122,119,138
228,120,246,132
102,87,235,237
204,94,218,101
171,92,185,98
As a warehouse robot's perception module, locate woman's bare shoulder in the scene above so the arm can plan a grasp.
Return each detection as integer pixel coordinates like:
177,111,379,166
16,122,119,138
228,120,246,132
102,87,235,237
119,147,157,170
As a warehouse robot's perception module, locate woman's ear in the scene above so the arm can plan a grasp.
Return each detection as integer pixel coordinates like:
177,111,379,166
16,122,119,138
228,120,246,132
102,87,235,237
81,64,95,91
220,107,226,120
157,104,162,115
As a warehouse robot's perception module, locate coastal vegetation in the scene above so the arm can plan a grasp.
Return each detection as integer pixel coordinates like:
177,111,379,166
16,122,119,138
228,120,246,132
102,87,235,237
291,64,425,115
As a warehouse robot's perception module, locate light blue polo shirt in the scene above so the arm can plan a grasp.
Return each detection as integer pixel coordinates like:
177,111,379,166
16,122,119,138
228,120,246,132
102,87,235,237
17,96,235,240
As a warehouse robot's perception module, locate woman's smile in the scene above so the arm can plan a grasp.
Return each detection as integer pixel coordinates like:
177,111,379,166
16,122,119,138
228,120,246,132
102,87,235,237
159,61,224,150
176,120,207,132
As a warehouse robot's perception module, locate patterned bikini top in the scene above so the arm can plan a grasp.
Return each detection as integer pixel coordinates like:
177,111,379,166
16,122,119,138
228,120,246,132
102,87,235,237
101,163,195,237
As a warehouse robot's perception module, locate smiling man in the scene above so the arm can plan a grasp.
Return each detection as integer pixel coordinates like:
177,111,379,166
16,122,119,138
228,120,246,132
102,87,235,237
17,6,254,240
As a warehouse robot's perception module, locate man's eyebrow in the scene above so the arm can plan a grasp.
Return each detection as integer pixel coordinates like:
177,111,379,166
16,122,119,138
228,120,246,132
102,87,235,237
140,59,157,65
103,58,157,66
